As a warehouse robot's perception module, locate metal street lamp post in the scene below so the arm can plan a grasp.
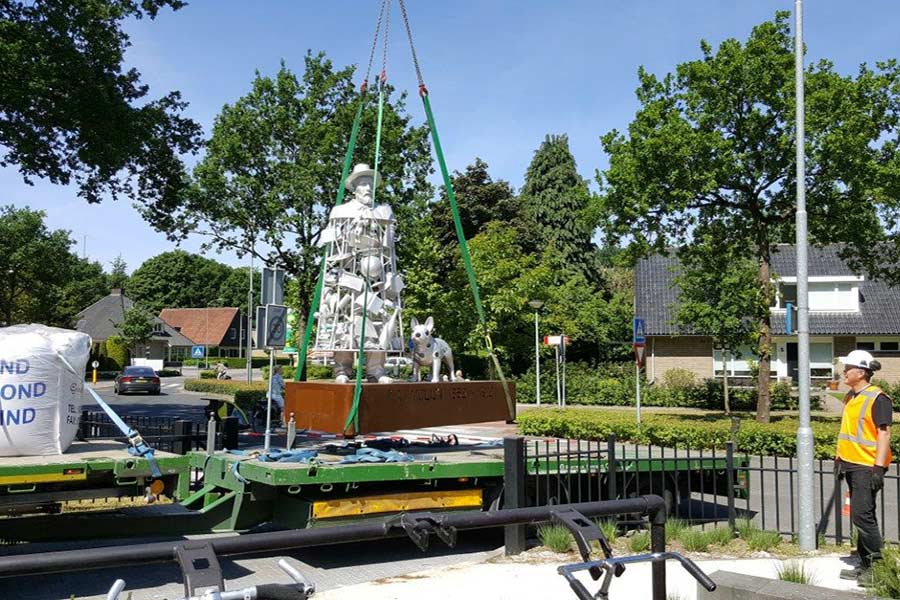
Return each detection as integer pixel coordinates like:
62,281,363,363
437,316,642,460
528,300,545,405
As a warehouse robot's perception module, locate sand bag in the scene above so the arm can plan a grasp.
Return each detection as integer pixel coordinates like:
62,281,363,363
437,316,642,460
0,324,91,456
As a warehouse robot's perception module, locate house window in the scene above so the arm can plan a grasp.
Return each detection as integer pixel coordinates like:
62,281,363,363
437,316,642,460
881,342,899,351
857,342,876,351
230,328,236,340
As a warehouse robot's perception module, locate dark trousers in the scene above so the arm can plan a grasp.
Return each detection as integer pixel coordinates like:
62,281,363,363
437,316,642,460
846,468,883,568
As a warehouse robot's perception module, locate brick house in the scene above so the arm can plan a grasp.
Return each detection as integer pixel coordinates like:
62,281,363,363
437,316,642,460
636,245,900,385
158,307,248,359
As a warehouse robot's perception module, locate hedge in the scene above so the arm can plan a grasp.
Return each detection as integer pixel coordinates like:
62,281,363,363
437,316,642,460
516,408,900,459
515,362,816,411
183,357,292,368
183,379,268,410
261,364,414,381
105,336,130,371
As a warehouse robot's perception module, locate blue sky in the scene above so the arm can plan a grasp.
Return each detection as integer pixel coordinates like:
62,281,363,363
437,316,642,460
3,0,899,273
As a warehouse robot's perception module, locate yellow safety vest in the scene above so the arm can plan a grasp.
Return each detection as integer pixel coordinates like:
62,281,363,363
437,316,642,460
836,385,892,467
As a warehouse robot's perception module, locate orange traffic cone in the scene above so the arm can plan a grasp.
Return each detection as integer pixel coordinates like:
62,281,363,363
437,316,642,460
842,491,851,517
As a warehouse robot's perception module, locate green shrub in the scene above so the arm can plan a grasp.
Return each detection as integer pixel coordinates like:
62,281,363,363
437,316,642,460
518,408,855,458
183,379,268,411
184,356,293,368
662,368,697,391
680,529,710,552
629,530,650,552
776,560,817,585
105,336,129,371
157,369,181,377
704,526,734,547
597,519,619,543
537,524,572,553
871,545,900,598
665,518,689,544
199,370,216,379
745,529,781,551
734,518,757,540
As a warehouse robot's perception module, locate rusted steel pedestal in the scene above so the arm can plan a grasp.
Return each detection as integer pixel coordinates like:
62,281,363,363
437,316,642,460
284,381,515,436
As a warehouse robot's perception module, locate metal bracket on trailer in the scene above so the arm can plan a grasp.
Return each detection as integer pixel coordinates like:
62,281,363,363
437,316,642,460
551,507,623,580
173,541,225,596
383,512,458,552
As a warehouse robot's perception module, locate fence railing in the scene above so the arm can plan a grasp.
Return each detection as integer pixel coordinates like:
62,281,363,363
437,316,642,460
77,410,237,455
512,434,900,546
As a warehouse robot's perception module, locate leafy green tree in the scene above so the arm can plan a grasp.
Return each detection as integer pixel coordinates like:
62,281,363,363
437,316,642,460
119,306,155,357
0,206,75,325
593,13,900,421
519,134,597,277
104,335,129,370
214,266,261,309
0,1,201,206
55,258,110,327
674,232,765,413
108,255,128,291
128,250,232,313
155,54,432,326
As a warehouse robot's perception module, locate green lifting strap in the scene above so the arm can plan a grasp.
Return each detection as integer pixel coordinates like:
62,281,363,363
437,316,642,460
344,82,387,434
295,96,367,382
420,91,516,421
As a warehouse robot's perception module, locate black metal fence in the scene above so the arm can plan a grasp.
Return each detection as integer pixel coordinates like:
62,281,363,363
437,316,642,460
77,410,235,454
514,434,900,545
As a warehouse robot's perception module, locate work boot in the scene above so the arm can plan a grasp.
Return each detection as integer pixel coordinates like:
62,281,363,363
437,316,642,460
857,569,877,588
839,567,862,580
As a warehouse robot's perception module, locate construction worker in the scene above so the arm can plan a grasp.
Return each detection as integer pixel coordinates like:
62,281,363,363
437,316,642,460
835,350,893,586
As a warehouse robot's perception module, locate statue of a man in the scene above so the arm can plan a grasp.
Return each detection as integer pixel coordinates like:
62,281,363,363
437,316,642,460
313,163,403,384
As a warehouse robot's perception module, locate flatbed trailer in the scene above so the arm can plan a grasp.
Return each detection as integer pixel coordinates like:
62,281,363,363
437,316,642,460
0,429,748,542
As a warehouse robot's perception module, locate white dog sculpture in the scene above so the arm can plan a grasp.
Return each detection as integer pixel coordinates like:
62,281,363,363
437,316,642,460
409,317,456,383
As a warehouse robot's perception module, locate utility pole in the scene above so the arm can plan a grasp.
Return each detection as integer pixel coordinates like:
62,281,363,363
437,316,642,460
246,250,254,383
795,0,815,552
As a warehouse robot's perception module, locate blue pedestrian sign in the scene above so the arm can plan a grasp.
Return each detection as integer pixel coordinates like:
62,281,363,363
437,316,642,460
633,317,646,344
191,345,205,359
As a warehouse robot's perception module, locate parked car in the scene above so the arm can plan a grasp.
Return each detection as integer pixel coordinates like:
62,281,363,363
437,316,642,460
385,356,413,368
114,366,161,395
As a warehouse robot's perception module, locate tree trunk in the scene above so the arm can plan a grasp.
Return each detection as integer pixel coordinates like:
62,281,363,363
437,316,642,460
723,348,731,415
756,254,773,423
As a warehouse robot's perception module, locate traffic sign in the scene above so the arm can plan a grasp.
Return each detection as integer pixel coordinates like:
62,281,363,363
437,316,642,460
264,304,287,348
543,335,570,346
633,343,646,368
633,317,646,344
191,345,205,359
261,267,285,306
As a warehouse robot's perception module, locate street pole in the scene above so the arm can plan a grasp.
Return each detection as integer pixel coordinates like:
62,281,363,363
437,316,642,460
535,311,541,405
555,344,561,407
264,346,274,451
636,361,642,424
795,0,814,552
561,334,567,408
246,251,254,383
528,300,544,405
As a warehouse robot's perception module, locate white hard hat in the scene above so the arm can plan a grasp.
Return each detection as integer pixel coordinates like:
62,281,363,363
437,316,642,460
345,163,380,191
839,350,877,370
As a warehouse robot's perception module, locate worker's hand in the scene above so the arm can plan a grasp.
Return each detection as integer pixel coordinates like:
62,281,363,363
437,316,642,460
833,459,843,481
871,466,886,492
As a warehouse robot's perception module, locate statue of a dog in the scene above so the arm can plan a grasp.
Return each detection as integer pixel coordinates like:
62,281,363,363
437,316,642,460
409,316,456,383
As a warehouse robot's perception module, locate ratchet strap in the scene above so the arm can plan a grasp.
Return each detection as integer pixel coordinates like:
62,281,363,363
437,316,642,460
86,387,162,477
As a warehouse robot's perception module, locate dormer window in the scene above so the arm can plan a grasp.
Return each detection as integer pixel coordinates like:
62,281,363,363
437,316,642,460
770,276,862,312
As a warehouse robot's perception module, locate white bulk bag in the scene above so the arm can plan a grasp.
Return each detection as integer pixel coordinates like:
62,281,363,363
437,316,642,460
0,324,91,456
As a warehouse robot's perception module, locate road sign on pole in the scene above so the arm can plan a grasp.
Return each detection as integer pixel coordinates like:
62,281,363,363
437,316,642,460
633,317,646,344
261,267,284,306
264,304,288,349
191,345,205,359
633,343,646,368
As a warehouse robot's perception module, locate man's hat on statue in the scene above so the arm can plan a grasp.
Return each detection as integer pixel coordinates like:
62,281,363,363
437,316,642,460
345,163,380,191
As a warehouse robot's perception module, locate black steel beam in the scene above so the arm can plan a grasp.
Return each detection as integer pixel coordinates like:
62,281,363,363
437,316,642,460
0,497,665,578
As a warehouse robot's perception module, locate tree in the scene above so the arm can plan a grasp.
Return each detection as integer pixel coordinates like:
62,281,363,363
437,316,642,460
55,257,110,327
214,266,261,309
119,306,155,357
674,232,765,413
152,54,433,327
593,13,900,421
127,250,232,313
109,255,128,291
0,1,202,207
0,206,76,325
519,134,597,277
